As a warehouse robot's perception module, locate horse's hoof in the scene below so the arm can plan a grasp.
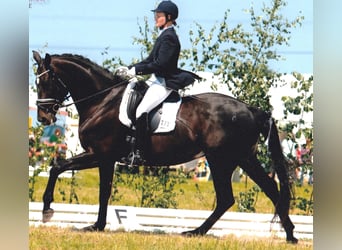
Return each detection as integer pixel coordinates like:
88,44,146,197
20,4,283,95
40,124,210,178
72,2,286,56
286,236,299,244
82,225,97,232
81,224,104,232
181,230,198,237
42,209,54,223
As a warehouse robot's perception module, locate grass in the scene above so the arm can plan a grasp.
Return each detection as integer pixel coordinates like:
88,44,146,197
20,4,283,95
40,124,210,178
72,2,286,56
29,226,313,250
30,168,313,215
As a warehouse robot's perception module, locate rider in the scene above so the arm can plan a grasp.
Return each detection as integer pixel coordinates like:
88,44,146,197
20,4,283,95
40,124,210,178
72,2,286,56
121,1,200,166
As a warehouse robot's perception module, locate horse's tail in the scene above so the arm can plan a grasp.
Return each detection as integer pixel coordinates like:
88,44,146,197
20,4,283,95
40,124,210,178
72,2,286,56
265,116,292,218
253,107,291,217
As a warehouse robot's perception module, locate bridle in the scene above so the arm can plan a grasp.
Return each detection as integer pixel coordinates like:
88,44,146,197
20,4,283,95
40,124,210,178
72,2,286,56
35,68,129,114
35,69,70,115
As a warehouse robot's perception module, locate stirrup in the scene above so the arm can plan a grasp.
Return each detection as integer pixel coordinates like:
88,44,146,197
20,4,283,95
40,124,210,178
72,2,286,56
121,152,135,166
132,150,145,165
129,150,146,167
121,151,145,167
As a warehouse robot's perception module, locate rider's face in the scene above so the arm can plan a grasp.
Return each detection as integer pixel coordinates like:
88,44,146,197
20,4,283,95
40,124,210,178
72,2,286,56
154,12,166,28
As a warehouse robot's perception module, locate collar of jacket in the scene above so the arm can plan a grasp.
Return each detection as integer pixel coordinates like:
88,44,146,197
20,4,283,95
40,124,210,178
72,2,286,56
158,25,174,36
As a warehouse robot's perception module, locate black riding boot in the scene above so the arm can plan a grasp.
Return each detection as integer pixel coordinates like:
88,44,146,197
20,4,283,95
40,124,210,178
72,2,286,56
122,113,148,166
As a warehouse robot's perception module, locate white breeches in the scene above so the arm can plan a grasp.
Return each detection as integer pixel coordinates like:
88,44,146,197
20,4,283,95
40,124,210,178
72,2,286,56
136,75,172,118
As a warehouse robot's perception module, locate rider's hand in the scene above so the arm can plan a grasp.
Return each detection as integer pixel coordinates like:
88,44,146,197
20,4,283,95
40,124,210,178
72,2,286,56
127,67,136,77
115,66,135,78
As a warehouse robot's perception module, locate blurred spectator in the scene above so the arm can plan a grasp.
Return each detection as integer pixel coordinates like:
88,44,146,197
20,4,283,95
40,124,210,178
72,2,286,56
194,157,209,180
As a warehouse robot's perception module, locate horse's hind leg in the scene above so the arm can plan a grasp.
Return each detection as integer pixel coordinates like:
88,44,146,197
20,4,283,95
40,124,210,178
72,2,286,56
183,158,236,236
42,152,99,222
240,156,298,243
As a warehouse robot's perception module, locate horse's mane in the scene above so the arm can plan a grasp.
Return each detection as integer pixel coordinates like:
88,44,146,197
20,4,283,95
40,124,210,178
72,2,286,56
53,53,117,81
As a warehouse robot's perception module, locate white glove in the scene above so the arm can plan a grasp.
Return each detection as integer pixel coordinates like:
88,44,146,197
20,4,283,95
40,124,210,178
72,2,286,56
115,66,129,76
127,67,136,77
115,66,136,78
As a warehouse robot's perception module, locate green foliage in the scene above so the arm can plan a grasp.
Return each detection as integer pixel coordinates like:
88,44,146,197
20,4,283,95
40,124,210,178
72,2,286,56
101,47,126,73
28,124,79,203
56,171,79,204
256,141,273,173
112,166,187,208
132,17,158,61
280,73,313,160
294,188,313,215
101,16,159,75
237,185,261,212
29,125,57,201
181,0,304,109
30,167,313,215
194,183,216,210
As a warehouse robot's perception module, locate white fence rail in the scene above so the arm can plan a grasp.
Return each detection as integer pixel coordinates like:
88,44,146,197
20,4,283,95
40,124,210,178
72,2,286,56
29,166,74,178
29,202,313,239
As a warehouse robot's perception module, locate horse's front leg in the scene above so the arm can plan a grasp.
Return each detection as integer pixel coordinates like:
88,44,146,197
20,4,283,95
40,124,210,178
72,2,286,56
82,161,114,231
42,152,99,222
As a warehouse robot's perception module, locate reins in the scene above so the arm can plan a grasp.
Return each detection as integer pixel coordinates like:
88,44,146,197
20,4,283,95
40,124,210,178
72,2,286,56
56,76,208,108
62,81,128,108
35,68,130,108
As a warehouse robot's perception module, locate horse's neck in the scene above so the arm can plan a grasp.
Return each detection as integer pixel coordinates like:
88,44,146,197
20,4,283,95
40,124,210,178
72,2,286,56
55,57,125,121
73,83,125,123
65,77,100,102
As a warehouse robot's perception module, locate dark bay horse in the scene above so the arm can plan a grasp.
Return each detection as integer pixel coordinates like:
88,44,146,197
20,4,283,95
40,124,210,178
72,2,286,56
32,51,297,243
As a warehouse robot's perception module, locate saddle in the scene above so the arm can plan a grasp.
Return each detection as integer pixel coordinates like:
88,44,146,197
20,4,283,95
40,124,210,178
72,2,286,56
125,81,181,133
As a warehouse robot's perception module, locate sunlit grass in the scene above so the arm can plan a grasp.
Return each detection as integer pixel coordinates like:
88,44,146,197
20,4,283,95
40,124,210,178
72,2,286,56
29,226,313,250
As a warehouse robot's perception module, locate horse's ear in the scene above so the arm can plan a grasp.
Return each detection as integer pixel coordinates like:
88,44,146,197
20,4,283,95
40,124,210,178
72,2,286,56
44,53,51,69
32,50,41,64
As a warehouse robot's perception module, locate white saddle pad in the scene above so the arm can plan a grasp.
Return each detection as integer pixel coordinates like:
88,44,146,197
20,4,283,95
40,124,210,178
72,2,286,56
119,83,181,133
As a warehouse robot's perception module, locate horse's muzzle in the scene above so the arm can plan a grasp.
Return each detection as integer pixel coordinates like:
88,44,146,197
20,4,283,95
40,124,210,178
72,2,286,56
38,111,57,125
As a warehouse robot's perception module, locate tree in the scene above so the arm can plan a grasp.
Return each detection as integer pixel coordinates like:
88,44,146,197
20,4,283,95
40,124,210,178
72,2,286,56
180,0,306,109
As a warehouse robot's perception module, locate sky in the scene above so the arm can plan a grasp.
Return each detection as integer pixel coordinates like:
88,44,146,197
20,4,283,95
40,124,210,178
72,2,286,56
29,0,313,84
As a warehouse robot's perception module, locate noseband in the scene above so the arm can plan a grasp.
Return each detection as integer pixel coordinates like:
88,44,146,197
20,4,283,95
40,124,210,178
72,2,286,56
35,69,69,114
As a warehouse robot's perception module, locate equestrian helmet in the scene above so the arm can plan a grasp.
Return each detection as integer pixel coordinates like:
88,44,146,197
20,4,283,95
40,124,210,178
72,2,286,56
152,1,179,20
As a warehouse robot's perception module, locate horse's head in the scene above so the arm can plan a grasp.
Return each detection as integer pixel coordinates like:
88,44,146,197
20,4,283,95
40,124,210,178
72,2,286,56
33,51,69,125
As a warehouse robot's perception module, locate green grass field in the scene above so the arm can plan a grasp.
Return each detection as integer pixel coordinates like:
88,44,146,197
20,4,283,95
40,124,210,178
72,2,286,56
30,168,313,215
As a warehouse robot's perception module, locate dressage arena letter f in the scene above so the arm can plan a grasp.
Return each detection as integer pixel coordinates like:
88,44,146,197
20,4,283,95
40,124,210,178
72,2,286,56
115,209,127,224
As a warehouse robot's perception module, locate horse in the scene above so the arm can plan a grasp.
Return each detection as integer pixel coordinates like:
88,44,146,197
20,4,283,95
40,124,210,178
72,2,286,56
32,51,298,243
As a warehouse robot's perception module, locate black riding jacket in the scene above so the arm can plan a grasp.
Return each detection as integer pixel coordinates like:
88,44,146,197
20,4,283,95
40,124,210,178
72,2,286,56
132,27,200,90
